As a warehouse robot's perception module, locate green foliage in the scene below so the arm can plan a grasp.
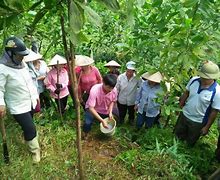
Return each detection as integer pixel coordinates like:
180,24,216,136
116,124,219,179
0,1,220,178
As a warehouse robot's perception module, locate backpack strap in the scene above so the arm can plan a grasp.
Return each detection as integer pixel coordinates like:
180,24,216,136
202,81,217,124
189,77,200,87
189,77,217,124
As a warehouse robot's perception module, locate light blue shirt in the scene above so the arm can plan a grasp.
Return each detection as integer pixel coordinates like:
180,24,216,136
135,80,162,117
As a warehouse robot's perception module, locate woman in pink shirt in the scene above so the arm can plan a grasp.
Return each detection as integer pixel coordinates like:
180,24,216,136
44,54,69,114
75,55,102,109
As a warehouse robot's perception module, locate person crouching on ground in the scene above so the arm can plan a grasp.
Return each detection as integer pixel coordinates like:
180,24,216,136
0,36,40,163
44,54,69,114
83,74,118,139
135,72,164,130
174,60,220,146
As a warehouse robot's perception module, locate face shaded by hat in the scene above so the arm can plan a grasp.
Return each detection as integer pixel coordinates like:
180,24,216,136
198,60,220,80
48,54,67,66
75,55,94,66
104,60,121,67
23,49,42,62
126,61,136,70
141,71,163,83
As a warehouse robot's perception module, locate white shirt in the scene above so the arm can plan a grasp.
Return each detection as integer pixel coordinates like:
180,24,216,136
183,76,220,123
0,64,38,114
116,72,141,106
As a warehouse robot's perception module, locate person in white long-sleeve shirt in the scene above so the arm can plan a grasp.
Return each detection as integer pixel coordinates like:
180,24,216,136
116,61,141,125
0,36,40,163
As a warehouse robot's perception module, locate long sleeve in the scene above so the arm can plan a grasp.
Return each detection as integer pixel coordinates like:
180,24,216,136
45,71,56,93
0,69,6,106
135,85,142,105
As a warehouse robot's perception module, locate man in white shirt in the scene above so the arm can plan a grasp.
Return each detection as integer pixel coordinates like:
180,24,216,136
116,61,141,125
174,60,220,146
0,36,40,163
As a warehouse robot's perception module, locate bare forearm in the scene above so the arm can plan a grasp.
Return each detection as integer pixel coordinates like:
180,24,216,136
205,109,218,128
108,102,114,114
89,107,103,122
179,91,189,108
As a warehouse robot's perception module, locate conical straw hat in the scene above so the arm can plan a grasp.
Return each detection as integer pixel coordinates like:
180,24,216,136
48,54,67,66
104,60,121,67
23,49,42,62
142,71,163,83
75,55,94,66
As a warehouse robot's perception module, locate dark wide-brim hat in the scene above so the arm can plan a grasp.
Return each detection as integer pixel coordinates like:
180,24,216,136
5,36,29,56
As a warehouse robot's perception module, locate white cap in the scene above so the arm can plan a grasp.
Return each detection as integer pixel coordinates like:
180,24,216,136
126,61,136,70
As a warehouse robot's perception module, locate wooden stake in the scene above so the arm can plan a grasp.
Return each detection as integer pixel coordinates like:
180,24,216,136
56,60,63,121
60,10,84,179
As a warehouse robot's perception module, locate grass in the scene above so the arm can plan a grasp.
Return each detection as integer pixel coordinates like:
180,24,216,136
0,107,219,179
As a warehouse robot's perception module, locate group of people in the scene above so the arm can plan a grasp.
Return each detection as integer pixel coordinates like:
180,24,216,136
0,36,220,163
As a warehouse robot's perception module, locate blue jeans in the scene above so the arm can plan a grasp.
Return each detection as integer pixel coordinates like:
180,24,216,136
83,110,108,133
136,112,156,129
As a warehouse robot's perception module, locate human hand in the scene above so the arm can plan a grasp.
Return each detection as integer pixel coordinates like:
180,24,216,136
56,83,62,89
134,105,138,111
201,126,209,136
0,105,6,118
54,88,60,94
102,119,109,129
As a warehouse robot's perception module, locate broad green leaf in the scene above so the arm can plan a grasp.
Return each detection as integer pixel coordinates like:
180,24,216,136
152,0,163,7
126,0,135,27
0,14,19,30
136,0,145,8
181,0,199,8
69,31,88,45
69,1,84,33
4,0,24,11
43,0,57,8
169,27,181,37
82,5,102,27
95,0,120,12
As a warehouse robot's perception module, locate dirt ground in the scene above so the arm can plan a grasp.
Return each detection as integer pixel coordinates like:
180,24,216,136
82,133,122,162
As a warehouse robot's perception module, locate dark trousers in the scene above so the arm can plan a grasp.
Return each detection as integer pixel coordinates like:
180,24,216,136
39,90,52,109
174,112,205,146
216,134,220,162
83,110,108,133
117,102,135,124
136,112,157,129
68,85,74,102
55,95,68,114
13,110,36,141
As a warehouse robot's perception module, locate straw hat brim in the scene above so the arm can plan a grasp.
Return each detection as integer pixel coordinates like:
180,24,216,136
23,49,42,62
198,71,220,80
48,54,67,66
104,60,121,67
75,55,94,66
142,71,163,83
